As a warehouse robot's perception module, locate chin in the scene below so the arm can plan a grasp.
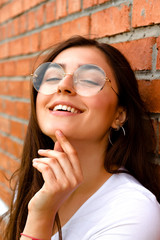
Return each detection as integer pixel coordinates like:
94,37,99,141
42,127,70,140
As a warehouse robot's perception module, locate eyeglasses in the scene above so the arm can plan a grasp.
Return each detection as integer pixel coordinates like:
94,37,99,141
31,62,119,97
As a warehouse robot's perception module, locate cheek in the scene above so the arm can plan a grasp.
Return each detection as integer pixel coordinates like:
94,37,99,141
36,93,49,122
89,93,118,116
87,93,119,132
36,94,43,118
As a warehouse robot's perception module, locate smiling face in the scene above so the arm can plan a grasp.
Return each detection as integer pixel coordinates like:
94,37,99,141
36,46,123,144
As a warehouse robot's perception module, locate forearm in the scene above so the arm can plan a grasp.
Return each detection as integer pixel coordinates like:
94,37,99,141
20,210,55,240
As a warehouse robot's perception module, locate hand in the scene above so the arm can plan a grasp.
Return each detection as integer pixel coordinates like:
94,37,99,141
28,130,83,216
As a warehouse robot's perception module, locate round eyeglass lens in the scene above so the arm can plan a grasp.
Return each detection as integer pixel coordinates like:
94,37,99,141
32,62,64,95
73,64,106,96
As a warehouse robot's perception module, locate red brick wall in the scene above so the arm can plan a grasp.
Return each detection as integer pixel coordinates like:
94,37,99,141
0,0,160,213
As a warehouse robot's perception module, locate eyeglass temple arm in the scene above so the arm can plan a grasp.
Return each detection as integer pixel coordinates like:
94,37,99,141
105,77,120,97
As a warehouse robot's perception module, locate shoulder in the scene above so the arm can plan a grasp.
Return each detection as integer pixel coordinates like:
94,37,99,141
105,172,160,215
91,173,160,239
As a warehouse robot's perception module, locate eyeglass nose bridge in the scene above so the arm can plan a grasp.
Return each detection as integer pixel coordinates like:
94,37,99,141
60,72,74,85
57,72,76,95
63,72,73,77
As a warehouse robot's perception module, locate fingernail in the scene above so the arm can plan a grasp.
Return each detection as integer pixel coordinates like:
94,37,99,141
33,158,38,162
56,130,63,137
38,149,45,153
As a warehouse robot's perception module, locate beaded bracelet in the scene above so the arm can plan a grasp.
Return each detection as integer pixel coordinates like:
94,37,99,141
20,233,44,240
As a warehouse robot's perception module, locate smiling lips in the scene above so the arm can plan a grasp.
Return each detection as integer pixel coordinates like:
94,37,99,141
51,104,81,114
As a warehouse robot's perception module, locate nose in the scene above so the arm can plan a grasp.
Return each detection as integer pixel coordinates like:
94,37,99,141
57,73,76,95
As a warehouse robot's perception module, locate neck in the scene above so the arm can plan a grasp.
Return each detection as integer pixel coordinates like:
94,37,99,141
54,137,112,231
66,137,110,187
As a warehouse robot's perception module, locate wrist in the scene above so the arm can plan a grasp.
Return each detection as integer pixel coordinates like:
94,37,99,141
20,233,45,240
22,210,55,240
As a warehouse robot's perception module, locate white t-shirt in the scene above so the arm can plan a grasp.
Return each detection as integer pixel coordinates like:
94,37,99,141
51,173,160,240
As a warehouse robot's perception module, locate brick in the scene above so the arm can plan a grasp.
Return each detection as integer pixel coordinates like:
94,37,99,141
10,0,23,18
0,0,8,5
35,5,45,27
0,63,4,76
19,14,27,34
9,38,22,56
138,80,160,113
61,16,90,41
0,169,10,188
8,81,23,98
56,0,67,19
31,55,47,70
22,0,45,11
0,42,9,58
2,99,16,116
0,80,9,95
30,32,40,53
0,152,20,176
6,137,23,159
3,61,16,76
0,25,7,41
27,10,36,31
91,4,130,37
6,22,13,38
13,17,20,36
15,58,31,76
40,25,61,50
68,0,81,13
0,135,7,153
0,98,2,112
98,0,110,3
156,36,160,69
83,0,98,8
0,151,11,169
7,79,30,100
22,80,31,99
21,36,31,54
2,80,30,102
132,0,160,27
0,116,10,134
15,101,30,120
112,37,156,71
7,157,20,175
46,1,56,23
10,120,24,139
22,0,33,11
0,4,10,23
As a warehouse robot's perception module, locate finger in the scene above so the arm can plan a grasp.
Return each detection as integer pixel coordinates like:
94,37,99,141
37,141,63,157
55,130,83,180
33,158,78,195
33,160,57,185
54,141,64,152
55,130,76,155
34,154,75,183
33,158,67,184
37,150,74,177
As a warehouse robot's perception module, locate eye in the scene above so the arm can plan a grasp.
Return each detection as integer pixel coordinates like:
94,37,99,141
45,77,61,82
79,79,101,86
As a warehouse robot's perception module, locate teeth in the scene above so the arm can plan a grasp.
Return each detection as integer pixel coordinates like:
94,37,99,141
67,106,71,111
53,104,78,113
62,105,67,111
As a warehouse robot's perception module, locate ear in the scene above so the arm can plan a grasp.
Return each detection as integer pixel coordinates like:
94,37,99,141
111,106,127,129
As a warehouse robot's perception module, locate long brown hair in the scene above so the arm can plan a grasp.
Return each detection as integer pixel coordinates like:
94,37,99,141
2,35,160,240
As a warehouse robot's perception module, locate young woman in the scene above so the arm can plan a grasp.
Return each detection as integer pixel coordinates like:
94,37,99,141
2,36,160,240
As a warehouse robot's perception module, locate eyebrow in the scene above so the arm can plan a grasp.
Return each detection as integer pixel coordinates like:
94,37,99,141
54,62,83,70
